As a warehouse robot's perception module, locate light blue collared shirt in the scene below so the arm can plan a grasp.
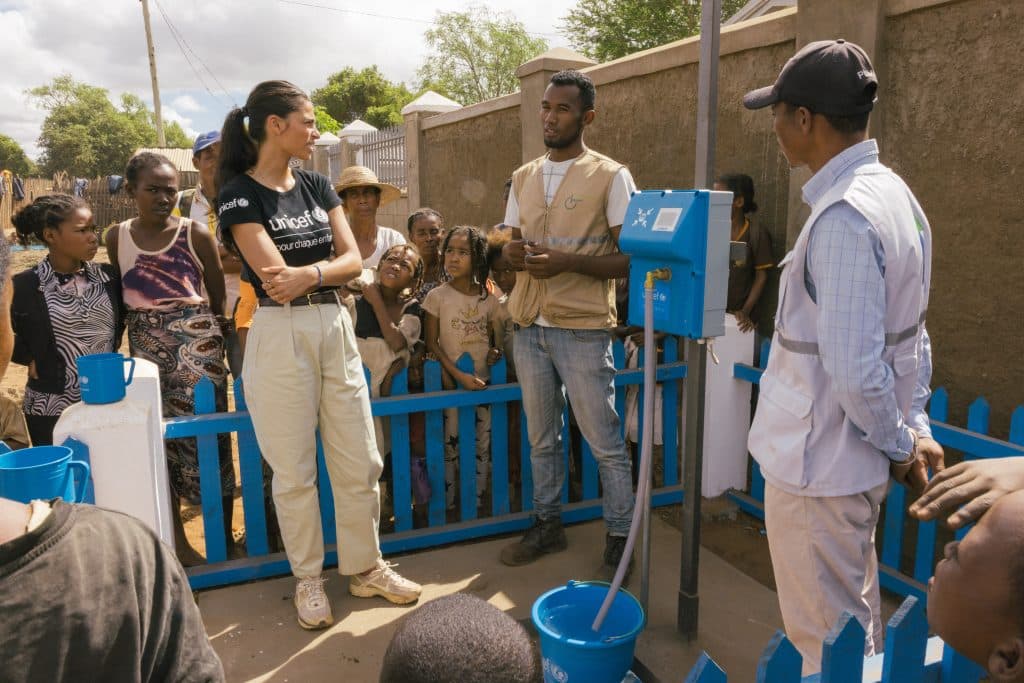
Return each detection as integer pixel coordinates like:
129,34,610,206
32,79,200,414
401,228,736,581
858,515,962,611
802,139,933,461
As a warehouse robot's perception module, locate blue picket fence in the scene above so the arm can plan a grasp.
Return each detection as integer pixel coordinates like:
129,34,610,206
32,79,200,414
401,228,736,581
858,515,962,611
685,596,984,682
169,339,689,590
730,339,1024,603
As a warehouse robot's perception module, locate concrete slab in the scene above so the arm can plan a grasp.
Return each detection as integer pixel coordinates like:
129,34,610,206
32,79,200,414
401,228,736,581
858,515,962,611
198,515,783,682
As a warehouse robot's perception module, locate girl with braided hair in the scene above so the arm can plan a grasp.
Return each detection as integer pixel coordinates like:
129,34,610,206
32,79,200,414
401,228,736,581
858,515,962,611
422,225,505,512
11,194,123,446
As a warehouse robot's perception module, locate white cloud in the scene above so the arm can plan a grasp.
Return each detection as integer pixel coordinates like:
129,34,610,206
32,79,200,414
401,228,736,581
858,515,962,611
160,107,199,140
0,0,576,160
171,94,204,113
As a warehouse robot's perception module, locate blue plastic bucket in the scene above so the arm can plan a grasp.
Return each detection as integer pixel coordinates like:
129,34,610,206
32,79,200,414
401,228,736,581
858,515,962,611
0,446,91,503
77,353,135,404
532,581,646,683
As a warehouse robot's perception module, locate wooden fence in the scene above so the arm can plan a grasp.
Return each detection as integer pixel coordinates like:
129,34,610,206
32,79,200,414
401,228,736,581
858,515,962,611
685,596,983,682
730,340,1024,604
1,172,199,234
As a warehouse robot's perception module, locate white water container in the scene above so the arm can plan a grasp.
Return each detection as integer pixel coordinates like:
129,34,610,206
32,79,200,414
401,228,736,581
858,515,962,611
53,358,173,546
702,315,755,497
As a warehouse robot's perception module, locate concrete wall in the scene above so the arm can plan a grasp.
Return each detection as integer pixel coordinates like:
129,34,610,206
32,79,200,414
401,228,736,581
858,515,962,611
376,195,410,234
420,104,522,229
880,0,1024,435
585,33,796,331
345,0,1021,436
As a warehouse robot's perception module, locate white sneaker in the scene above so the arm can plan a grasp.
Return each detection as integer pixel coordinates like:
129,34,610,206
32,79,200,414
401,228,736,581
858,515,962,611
349,559,422,605
294,576,333,630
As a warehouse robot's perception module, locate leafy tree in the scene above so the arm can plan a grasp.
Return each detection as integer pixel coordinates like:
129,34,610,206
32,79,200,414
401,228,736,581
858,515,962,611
0,134,35,175
27,75,193,177
561,0,746,63
311,66,413,130
314,105,341,134
416,6,548,106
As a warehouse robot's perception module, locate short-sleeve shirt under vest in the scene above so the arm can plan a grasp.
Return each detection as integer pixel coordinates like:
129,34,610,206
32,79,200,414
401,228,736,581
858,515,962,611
507,149,624,330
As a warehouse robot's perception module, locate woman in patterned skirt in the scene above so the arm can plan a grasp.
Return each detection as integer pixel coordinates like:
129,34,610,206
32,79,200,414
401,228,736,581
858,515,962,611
11,194,123,446
106,152,236,566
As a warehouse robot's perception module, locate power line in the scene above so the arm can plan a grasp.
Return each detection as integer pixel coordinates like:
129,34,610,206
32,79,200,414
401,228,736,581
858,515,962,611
152,0,236,109
277,0,562,38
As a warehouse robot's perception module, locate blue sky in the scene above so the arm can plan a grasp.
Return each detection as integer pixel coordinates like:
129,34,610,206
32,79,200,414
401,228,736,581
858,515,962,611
0,0,574,160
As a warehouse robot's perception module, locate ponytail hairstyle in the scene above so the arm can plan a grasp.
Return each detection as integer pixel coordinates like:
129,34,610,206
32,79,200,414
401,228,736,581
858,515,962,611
717,173,758,214
12,194,87,247
217,80,310,189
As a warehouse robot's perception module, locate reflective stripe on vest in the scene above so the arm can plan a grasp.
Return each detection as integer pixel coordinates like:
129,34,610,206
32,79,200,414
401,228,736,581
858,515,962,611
775,310,927,356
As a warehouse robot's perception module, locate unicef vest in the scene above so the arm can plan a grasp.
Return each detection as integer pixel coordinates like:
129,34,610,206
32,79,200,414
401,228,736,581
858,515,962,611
748,161,932,496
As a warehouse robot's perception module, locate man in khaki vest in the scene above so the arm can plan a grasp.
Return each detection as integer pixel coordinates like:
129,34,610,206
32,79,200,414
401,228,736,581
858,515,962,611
498,70,638,580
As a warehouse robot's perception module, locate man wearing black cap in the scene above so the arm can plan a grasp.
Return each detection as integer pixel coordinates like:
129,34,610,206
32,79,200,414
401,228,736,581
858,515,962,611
743,40,944,672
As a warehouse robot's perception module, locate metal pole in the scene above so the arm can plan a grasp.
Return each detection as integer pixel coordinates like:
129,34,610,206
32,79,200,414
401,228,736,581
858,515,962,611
693,0,721,188
140,0,166,147
678,0,721,640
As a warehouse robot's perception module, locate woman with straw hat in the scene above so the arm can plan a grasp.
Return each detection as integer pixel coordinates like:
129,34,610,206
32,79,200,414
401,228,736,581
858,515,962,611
334,166,406,269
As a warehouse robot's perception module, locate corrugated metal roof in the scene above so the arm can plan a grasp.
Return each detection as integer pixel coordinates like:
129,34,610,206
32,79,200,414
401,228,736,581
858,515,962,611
133,148,197,173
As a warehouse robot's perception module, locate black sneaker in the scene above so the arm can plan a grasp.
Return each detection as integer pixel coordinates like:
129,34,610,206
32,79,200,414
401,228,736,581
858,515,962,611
596,534,634,583
499,517,568,566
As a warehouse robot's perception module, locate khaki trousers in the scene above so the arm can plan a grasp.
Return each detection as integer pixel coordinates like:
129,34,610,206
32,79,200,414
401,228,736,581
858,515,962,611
764,480,889,675
243,302,383,577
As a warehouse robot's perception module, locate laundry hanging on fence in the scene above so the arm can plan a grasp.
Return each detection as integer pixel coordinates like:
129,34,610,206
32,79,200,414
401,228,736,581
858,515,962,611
73,178,88,197
12,175,24,201
107,175,124,195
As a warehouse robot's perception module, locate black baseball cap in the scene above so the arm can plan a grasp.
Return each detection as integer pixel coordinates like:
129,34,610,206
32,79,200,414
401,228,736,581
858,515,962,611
743,39,878,116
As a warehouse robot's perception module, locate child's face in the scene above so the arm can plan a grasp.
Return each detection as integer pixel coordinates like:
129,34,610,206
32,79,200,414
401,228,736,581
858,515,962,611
491,252,516,294
927,490,1024,676
130,163,178,221
46,207,99,264
444,233,473,279
379,248,419,292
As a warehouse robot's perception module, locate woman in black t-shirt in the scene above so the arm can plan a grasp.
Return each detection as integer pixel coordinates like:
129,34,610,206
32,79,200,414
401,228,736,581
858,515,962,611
714,173,774,332
216,81,420,631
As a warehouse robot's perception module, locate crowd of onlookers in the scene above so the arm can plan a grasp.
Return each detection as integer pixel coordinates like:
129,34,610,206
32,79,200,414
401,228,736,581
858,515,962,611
3,51,1024,683
3,137,778,558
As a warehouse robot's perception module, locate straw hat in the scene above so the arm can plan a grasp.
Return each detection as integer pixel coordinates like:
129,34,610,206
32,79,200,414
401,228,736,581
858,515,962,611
334,166,402,206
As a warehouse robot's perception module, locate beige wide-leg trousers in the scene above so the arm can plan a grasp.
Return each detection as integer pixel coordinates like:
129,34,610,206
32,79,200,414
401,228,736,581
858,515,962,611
243,301,383,578
764,480,889,675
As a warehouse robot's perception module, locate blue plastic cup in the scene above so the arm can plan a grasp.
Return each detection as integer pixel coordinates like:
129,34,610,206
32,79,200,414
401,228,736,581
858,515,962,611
0,446,91,503
77,353,136,404
532,581,646,683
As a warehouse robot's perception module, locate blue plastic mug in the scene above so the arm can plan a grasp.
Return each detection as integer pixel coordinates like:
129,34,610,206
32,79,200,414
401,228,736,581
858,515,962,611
0,446,91,503
77,353,136,404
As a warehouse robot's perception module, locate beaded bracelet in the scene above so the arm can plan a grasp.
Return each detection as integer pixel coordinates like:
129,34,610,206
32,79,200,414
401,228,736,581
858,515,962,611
313,264,323,288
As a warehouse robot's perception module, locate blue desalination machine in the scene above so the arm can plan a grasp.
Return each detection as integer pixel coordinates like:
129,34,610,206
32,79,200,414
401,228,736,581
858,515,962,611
618,189,732,339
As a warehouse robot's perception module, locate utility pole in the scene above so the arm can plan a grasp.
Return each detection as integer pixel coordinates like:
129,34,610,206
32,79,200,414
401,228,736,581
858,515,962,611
140,0,166,147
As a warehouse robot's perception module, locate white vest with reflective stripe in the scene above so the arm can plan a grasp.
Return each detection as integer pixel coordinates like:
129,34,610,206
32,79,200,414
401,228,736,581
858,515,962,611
748,162,932,496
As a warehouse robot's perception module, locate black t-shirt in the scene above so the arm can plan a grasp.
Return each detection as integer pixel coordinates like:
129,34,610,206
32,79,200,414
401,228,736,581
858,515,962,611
353,295,423,340
217,169,342,300
0,501,225,682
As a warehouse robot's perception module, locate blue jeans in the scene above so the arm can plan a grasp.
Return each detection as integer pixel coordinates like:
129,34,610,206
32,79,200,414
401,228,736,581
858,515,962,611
513,325,634,536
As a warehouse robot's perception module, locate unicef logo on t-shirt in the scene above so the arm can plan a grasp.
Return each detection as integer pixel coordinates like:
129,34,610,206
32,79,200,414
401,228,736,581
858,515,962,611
237,197,249,208
312,206,328,222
